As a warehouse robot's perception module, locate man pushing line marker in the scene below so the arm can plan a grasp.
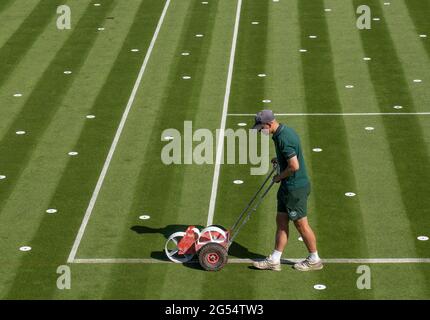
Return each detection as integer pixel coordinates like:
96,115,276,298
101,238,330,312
251,110,323,272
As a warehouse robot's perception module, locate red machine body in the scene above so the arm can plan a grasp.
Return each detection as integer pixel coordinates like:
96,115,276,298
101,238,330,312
177,225,230,255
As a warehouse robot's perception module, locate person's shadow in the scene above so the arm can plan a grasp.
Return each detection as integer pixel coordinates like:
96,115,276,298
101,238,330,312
131,224,267,270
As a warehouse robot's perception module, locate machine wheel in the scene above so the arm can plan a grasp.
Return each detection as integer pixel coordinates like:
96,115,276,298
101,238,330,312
197,226,228,246
165,231,194,263
198,243,228,271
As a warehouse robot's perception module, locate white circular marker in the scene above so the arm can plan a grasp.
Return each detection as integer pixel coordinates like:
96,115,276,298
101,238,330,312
298,237,303,242
365,127,374,131
363,57,371,61
393,105,403,110
258,74,266,77
46,209,57,214
413,79,422,83
373,18,380,21
163,136,174,141
182,76,191,80
419,35,427,38
314,284,326,290
417,236,429,241
273,0,279,2
309,35,317,39
202,1,208,4
13,93,22,97
68,151,78,156
0,175,6,180
252,22,259,25
16,131,26,135
64,71,72,74
233,180,244,185
139,215,150,220
181,52,190,56
324,8,332,12
94,3,101,6
345,192,356,197
299,49,307,53
345,85,354,89
131,49,139,52
86,115,96,119
237,123,247,127
20,246,31,252
384,2,390,5
312,148,323,152
195,34,204,38
98,27,105,31
262,99,271,103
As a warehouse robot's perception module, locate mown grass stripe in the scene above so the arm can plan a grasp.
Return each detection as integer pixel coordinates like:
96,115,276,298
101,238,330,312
104,0,222,299
404,0,430,59
4,0,167,299
212,0,269,248
266,0,306,114
0,0,64,89
0,0,115,216
322,1,420,260
299,0,370,299
0,0,142,299
200,0,270,300
114,0,219,255
299,0,368,257
3,0,119,299
353,0,430,296
353,0,430,250
0,0,13,14
228,0,268,114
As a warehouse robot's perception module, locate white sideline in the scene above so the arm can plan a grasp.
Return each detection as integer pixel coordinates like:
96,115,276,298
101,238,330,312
228,112,430,116
67,0,171,264
72,258,430,264
207,0,242,226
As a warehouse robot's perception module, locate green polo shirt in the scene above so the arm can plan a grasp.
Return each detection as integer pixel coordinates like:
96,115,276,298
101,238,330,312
272,124,310,190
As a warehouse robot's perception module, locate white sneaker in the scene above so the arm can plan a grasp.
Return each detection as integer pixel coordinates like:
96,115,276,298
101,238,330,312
294,257,323,271
252,257,281,271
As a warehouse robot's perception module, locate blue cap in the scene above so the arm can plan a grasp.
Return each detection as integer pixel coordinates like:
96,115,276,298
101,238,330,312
252,110,275,130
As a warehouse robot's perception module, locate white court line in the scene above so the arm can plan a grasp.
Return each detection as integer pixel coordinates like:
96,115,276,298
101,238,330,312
228,112,430,116
67,0,171,264
207,0,242,226
72,258,430,264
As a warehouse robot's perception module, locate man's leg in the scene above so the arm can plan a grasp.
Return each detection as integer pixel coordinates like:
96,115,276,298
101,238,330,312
293,217,317,253
252,213,288,271
252,188,288,271
275,212,289,252
293,217,323,271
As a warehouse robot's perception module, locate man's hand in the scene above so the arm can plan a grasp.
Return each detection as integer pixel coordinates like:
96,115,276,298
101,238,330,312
273,174,282,183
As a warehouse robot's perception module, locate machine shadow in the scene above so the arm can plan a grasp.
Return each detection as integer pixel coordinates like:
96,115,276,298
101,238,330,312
131,224,266,269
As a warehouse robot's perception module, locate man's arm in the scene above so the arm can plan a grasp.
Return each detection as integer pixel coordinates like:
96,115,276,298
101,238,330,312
273,156,299,183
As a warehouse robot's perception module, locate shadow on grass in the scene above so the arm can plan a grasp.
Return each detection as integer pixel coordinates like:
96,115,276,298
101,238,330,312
131,224,266,271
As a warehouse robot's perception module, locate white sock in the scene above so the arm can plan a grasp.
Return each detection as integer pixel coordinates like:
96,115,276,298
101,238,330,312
308,251,320,262
270,250,282,263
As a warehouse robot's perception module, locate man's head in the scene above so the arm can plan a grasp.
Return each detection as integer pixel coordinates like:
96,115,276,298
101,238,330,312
252,110,279,134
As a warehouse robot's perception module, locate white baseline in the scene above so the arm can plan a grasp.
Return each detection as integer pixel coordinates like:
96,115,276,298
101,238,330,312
72,258,430,264
228,112,430,116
